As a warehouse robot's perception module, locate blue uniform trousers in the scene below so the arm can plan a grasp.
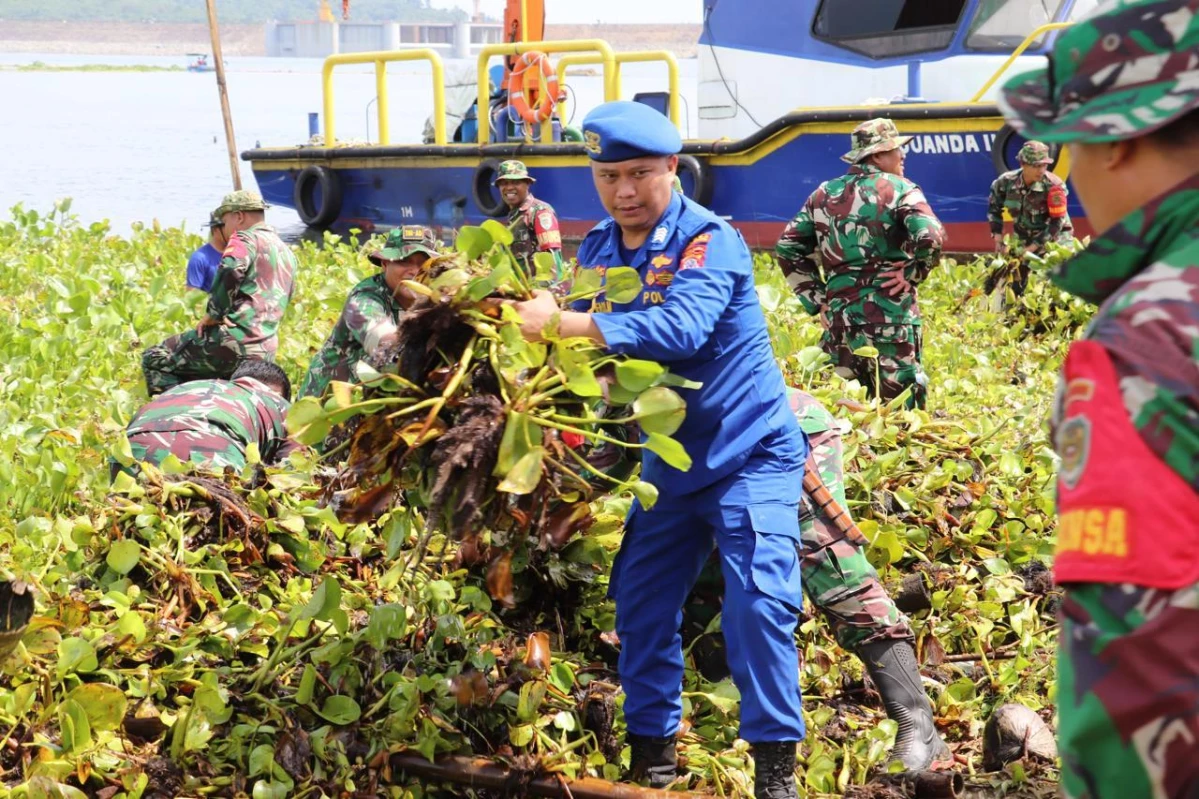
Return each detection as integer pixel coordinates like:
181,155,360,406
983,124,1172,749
611,433,806,743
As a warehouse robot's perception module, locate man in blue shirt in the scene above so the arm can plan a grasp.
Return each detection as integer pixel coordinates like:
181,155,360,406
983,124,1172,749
185,212,229,293
512,101,806,798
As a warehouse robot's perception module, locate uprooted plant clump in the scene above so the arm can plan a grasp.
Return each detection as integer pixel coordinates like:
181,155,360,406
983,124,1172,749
0,204,1096,797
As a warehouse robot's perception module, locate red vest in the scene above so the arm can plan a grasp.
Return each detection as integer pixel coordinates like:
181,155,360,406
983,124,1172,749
1053,340,1199,588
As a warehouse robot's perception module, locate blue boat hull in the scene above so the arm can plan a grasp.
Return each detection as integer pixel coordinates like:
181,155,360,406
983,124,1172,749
244,104,1090,252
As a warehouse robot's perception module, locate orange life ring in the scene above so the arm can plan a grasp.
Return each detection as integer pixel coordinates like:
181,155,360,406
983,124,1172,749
507,51,559,126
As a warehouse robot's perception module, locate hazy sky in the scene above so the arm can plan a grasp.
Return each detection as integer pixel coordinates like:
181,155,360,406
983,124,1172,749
433,0,703,25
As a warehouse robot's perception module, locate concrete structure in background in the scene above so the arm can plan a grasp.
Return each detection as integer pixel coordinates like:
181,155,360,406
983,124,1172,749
265,21,503,59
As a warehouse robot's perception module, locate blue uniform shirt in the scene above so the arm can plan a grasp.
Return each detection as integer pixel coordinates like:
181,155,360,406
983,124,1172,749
186,242,223,292
572,192,805,497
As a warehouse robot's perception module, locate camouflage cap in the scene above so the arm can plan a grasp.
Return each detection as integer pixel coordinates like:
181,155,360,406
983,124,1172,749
368,226,441,265
493,159,535,184
999,0,1199,143
212,190,269,218
1018,140,1054,165
842,118,913,163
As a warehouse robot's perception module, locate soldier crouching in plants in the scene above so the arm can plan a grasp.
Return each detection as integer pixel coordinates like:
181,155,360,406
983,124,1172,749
111,359,300,479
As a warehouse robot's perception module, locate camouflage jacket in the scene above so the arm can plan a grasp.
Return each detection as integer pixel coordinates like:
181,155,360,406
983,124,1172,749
987,169,1074,246
126,376,296,464
298,273,403,399
1050,173,1199,492
509,194,565,283
776,164,945,328
206,223,298,356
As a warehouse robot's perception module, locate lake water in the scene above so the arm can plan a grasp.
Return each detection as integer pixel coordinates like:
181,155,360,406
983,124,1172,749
0,53,699,239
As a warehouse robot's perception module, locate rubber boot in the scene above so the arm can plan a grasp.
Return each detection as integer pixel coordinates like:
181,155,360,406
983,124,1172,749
860,638,953,771
751,741,798,799
628,734,676,789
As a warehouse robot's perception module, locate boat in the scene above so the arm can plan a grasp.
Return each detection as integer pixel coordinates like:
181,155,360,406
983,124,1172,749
243,0,1098,252
187,53,217,73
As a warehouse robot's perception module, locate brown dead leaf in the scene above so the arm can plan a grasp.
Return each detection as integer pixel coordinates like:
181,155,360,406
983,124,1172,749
524,632,551,672
486,552,515,608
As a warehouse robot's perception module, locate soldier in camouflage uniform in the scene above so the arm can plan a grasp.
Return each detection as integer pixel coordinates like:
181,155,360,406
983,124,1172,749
987,141,1074,294
789,388,950,770
142,191,298,396
298,226,440,399
999,1,1199,795
776,119,945,409
495,160,565,284
116,359,297,477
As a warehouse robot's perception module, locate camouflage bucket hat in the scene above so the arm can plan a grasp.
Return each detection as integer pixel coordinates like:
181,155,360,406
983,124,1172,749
1018,140,1054,165
368,226,441,265
212,190,269,218
999,0,1199,143
493,159,535,184
842,118,913,163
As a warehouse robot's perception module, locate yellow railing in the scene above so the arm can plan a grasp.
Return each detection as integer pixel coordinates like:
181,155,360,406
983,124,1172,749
321,49,446,146
477,40,618,144
555,50,680,128
970,22,1071,102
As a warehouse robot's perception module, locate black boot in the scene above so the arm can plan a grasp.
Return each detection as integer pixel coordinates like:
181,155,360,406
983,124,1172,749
628,734,676,789
751,741,797,799
860,638,952,771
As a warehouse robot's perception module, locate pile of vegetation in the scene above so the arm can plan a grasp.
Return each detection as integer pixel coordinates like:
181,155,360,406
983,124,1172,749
0,202,1094,798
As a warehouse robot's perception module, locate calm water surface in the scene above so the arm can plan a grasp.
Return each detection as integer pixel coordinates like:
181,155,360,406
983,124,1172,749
0,53,699,238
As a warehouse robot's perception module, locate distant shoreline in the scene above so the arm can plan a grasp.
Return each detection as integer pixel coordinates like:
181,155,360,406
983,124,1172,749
0,20,701,58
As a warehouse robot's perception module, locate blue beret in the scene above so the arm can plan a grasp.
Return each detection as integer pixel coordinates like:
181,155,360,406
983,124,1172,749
581,101,683,163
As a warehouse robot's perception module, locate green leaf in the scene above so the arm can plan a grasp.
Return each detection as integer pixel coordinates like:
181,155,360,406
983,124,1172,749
297,576,341,623
552,710,577,731
629,480,659,509
58,698,92,753
516,680,547,722
317,695,361,725
482,218,514,246
549,662,575,694
532,251,558,285
632,386,687,436
455,225,493,260
510,724,534,747
365,604,408,650
287,397,330,446
645,433,692,471
495,411,541,476
56,637,98,678
556,345,602,398
497,447,545,495
296,664,317,706
604,267,643,304
66,683,127,731
570,267,603,296
105,539,140,575
614,359,665,393
852,345,880,359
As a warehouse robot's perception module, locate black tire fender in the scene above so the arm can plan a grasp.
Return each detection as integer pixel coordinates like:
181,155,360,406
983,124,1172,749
472,159,508,217
675,154,714,207
992,124,1061,175
293,165,344,228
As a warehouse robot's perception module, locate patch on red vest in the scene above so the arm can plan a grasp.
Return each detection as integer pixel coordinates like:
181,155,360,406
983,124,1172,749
1047,185,1068,218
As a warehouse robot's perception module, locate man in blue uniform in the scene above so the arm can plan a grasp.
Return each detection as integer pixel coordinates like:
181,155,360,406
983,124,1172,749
185,211,229,293
512,101,807,798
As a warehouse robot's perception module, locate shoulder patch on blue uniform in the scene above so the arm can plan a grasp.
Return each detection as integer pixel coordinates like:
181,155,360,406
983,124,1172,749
651,225,669,247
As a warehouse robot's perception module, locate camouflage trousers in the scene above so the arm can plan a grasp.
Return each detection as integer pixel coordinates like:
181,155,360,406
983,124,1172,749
1058,580,1199,799
800,513,913,651
823,323,927,410
141,327,264,397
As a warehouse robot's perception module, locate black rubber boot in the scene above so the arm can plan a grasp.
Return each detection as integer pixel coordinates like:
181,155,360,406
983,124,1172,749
628,734,676,789
860,638,953,771
751,741,798,799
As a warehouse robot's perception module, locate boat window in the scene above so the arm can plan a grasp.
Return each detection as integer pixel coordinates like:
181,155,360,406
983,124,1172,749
812,0,968,58
965,0,1070,51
